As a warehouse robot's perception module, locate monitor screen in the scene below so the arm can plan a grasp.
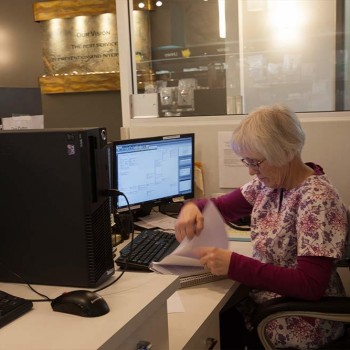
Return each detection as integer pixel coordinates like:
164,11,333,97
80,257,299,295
112,133,195,215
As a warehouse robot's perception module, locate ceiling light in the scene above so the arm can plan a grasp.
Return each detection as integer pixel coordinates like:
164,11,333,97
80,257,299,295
218,0,226,39
133,0,156,10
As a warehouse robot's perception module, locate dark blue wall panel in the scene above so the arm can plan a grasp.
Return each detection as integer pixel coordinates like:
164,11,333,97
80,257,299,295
0,88,42,117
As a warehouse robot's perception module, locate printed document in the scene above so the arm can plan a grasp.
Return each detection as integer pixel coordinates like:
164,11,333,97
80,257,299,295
150,200,228,276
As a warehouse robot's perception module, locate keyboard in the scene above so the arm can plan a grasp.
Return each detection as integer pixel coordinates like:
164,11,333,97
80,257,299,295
0,290,33,328
116,229,179,271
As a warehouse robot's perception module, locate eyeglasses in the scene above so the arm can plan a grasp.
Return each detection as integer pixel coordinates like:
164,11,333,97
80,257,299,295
241,158,265,169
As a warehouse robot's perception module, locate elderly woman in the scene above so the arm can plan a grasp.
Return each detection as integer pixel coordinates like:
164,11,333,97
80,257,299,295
175,104,348,349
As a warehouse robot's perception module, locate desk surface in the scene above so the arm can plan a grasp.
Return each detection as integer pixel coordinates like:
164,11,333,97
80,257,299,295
0,237,252,350
168,240,253,349
169,278,239,349
0,272,178,350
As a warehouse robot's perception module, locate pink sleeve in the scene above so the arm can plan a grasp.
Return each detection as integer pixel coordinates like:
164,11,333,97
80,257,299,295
192,188,253,223
228,254,333,300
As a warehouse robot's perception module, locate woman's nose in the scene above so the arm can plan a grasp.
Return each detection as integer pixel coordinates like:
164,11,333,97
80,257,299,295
248,167,259,176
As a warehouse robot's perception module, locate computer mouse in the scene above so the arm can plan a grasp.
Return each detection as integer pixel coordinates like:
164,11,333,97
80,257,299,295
51,290,110,317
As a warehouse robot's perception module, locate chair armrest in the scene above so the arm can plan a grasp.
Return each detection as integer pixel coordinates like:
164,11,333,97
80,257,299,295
252,297,350,350
252,296,350,326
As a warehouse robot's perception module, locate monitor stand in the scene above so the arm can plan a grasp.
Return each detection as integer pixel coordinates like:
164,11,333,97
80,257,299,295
159,202,183,216
133,204,153,218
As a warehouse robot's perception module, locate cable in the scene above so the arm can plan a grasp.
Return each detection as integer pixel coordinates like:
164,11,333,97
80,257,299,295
93,189,135,293
0,189,134,299
0,189,134,302
0,260,52,302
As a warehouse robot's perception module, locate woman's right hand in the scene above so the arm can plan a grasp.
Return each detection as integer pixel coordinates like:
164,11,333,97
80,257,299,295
175,201,204,242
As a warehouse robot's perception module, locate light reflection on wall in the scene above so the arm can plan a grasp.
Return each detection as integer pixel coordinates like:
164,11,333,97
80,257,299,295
42,13,119,76
74,15,88,34
218,0,226,39
239,0,335,113
267,0,307,47
0,28,12,65
47,18,63,41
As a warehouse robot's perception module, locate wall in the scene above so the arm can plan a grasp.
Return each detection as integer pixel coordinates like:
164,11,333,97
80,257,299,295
37,0,123,141
0,0,44,117
0,88,42,117
0,1,43,87
0,0,122,140
128,113,350,208
42,91,122,141
117,1,350,206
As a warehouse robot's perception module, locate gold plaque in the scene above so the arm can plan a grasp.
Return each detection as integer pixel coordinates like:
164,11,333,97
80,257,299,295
41,13,119,75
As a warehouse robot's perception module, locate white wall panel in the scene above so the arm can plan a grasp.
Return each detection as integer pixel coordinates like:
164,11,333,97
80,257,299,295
129,112,350,207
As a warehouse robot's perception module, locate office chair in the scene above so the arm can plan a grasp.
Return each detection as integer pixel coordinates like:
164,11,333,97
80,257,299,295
251,293,350,349
252,209,350,350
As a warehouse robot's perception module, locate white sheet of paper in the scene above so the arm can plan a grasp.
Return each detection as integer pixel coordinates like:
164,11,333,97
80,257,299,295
2,115,44,130
167,291,185,313
135,211,177,230
151,201,228,272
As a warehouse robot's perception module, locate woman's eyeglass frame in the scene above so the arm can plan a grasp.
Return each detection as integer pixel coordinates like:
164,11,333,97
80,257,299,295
241,158,265,169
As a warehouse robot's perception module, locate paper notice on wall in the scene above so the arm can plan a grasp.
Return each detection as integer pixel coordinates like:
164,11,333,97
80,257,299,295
2,115,44,130
218,131,250,188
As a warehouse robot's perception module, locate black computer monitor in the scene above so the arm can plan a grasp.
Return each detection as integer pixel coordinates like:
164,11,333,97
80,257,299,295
112,133,195,217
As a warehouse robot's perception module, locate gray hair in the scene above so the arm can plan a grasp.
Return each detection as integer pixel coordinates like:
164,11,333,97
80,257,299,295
231,104,305,167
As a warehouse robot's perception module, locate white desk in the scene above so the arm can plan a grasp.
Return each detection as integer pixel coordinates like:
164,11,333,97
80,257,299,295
169,278,239,349
0,240,251,350
168,241,253,349
0,272,179,350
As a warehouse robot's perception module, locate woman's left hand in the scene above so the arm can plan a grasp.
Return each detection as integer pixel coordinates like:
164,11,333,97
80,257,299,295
195,247,232,276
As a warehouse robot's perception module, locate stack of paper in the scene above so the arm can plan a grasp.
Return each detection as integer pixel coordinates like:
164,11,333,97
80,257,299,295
150,201,228,282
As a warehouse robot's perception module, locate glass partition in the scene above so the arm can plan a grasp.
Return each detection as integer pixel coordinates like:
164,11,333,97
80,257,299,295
130,0,348,117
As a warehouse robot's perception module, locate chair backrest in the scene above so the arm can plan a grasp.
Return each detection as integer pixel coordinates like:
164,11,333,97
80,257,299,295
344,207,350,259
337,208,350,296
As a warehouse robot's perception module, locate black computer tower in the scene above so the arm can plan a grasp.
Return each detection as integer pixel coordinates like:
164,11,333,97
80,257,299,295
0,127,115,287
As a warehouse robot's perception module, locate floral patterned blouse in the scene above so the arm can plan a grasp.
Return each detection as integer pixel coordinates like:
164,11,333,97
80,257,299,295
237,164,348,348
